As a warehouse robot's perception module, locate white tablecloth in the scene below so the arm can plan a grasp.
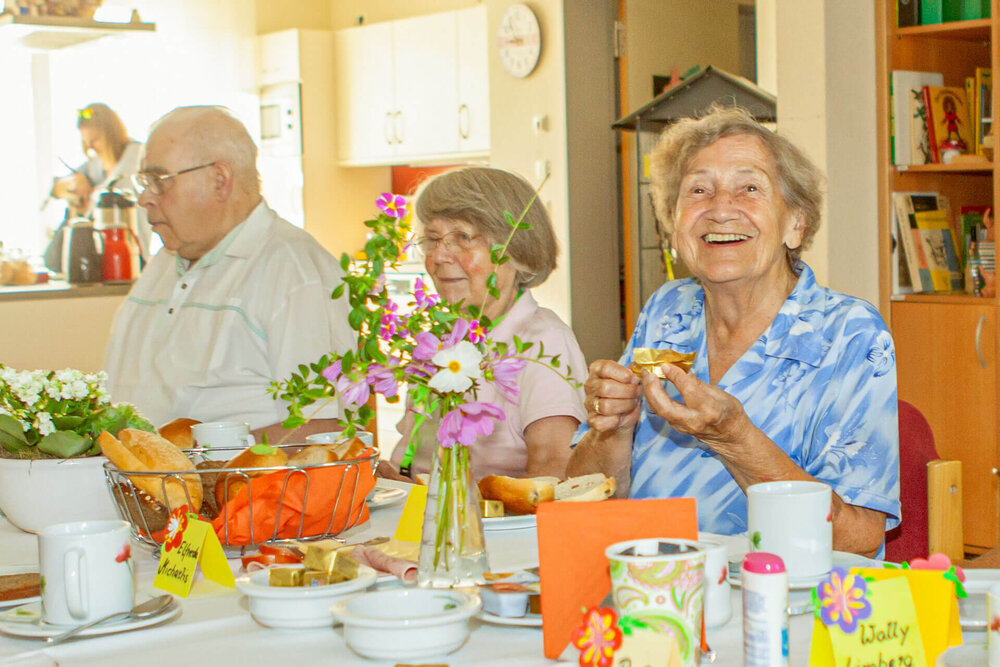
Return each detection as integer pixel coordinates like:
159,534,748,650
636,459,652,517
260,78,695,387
0,481,836,666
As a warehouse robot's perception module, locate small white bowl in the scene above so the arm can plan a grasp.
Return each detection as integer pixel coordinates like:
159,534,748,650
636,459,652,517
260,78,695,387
330,588,481,660
235,564,377,629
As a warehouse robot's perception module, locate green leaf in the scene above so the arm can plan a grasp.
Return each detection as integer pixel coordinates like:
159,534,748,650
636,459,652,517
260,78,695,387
504,210,516,227
516,221,531,230
331,284,345,300
339,253,351,271
348,307,366,330
486,273,497,290
52,415,86,431
251,443,279,456
37,431,91,458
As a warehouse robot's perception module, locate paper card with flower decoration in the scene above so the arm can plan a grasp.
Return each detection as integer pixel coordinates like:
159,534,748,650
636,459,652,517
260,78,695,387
807,555,964,667
571,606,684,667
153,506,234,597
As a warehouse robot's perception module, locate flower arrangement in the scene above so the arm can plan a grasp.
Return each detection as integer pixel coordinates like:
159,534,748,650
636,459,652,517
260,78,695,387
272,183,577,583
0,365,154,459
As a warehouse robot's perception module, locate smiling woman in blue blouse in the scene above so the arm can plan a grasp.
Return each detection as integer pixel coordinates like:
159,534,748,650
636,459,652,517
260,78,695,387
567,105,900,558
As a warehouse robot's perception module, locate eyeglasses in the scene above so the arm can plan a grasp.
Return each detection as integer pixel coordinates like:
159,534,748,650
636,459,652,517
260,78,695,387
134,162,216,195
413,231,482,254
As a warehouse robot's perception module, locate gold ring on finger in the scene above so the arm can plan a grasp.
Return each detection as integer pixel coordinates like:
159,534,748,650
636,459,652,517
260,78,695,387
594,398,601,416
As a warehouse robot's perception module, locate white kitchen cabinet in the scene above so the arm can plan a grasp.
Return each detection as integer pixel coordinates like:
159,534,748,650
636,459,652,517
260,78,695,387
334,6,490,166
257,29,301,87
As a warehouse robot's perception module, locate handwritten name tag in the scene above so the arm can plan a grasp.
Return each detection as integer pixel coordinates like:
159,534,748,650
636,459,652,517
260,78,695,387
153,509,234,597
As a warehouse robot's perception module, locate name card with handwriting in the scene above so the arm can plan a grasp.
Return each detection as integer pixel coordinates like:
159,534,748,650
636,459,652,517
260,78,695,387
154,509,234,597
808,567,961,667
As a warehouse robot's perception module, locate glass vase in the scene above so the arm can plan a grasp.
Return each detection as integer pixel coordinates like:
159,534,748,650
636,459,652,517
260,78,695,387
417,443,489,588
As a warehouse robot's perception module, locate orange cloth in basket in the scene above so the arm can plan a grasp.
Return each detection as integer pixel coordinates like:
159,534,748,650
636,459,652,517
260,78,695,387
211,450,377,546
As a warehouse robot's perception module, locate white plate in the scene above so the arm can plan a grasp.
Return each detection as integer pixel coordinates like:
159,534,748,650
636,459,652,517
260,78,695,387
937,643,987,667
368,486,407,509
0,566,41,609
479,610,542,627
727,551,877,590
0,598,181,639
483,514,536,531
958,569,1000,630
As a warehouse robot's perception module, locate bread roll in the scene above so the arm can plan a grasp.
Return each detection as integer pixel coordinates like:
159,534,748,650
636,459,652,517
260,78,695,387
329,436,368,461
555,473,616,502
158,417,201,449
98,429,202,512
478,475,558,515
215,445,289,507
288,445,337,467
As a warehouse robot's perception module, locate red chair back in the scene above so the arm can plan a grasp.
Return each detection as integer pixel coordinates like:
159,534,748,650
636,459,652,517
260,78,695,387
885,399,938,562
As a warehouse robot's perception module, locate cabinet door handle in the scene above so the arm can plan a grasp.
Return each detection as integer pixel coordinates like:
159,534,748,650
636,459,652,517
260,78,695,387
394,111,404,145
458,103,470,139
993,468,999,475
384,112,394,145
976,314,987,368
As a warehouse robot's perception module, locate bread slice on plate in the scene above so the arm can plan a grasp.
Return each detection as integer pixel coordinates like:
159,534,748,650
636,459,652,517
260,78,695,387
555,473,616,502
478,476,559,515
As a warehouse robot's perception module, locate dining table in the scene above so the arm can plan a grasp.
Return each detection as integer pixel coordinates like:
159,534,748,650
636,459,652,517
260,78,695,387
0,480,980,666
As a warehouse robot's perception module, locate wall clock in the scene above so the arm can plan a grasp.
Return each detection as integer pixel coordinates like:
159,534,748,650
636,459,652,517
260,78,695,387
497,3,541,79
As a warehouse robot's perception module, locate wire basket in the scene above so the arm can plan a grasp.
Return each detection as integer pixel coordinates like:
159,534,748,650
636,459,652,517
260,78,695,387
103,443,379,552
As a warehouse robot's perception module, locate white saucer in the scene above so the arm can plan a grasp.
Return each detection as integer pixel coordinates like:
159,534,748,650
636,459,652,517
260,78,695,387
728,551,877,590
0,598,181,639
479,610,542,627
368,486,407,509
0,566,41,609
483,514,536,531
937,643,987,666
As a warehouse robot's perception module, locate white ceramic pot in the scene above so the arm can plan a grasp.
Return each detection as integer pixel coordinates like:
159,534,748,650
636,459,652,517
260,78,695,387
0,456,119,533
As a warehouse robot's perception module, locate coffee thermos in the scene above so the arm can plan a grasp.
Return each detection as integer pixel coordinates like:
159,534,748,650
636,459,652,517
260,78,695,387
94,190,140,283
62,218,103,285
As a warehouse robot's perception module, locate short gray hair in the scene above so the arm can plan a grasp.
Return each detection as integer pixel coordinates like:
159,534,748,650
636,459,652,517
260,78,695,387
649,105,824,265
414,167,557,289
151,106,260,197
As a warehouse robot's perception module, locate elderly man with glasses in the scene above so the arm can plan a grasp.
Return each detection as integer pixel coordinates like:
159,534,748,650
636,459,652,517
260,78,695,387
103,105,355,442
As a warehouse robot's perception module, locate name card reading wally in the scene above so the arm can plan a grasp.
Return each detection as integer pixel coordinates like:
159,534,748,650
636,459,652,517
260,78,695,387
154,507,235,597
808,565,962,667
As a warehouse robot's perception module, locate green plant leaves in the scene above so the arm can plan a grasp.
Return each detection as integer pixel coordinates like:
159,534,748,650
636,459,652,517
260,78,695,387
0,415,28,453
37,431,91,458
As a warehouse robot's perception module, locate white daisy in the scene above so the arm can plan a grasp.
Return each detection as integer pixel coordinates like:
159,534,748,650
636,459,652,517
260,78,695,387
428,341,484,393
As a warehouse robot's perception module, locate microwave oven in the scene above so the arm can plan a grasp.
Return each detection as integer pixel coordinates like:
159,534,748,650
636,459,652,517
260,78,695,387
259,82,302,157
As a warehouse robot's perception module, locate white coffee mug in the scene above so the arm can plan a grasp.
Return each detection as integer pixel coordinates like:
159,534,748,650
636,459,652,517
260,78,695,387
746,480,833,580
988,583,1000,666
698,539,732,628
191,421,254,460
39,520,134,626
305,431,374,447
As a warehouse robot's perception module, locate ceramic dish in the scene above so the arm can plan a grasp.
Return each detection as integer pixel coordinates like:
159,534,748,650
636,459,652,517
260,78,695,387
958,568,1000,631
330,588,481,660
368,486,407,509
479,610,543,627
936,642,987,666
727,551,877,590
482,514,536,531
0,566,41,609
235,563,377,629
0,598,181,639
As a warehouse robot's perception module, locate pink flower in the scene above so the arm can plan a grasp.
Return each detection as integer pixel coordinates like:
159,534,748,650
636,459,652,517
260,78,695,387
321,359,343,384
571,607,622,667
414,277,439,310
468,319,488,344
336,370,371,407
368,363,400,399
368,273,386,296
491,355,526,402
413,332,442,361
379,301,400,340
443,319,470,347
437,401,505,448
376,193,408,218
817,567,871,634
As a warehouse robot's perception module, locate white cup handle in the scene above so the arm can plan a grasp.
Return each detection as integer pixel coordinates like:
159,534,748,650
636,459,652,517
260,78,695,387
242,434,255,448
64,547,88,620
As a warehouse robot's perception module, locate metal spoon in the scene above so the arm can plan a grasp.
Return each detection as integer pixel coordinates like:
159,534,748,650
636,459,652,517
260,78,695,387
45,595,173,645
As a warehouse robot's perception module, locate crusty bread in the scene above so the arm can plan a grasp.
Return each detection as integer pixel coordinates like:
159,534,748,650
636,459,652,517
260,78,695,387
157,417,201,449
0,573,41,602
555,473,616,502
99,429,202,512
478,475,559,515
288,445,337,467
215,445,289,507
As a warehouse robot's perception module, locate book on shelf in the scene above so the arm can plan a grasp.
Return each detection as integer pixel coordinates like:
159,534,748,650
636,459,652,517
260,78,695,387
892,191,949,293
898,0,920,26
909,208,963,291
890,70,943,166
960,205,992,266
920,0,986,22
891,212,915,296
975,67,993,157
924,85,971,162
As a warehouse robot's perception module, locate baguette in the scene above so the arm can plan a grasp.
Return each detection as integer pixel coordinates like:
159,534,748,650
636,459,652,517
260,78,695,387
98,429,202,512
555,473,616,502
478,475,559,515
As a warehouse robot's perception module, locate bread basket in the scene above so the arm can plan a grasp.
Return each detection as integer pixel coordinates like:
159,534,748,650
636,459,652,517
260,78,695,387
103,443,378,551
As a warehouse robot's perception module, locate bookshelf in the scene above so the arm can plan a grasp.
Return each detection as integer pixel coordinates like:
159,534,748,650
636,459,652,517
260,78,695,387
876,1,998,552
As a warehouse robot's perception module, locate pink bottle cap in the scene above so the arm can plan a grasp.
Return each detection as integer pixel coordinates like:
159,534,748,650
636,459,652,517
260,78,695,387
742,552,786,574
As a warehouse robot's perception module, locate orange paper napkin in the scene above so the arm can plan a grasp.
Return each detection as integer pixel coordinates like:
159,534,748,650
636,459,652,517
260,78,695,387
537,498,699,659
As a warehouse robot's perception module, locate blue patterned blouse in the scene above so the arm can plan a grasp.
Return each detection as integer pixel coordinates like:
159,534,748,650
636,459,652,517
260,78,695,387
577,262,900,542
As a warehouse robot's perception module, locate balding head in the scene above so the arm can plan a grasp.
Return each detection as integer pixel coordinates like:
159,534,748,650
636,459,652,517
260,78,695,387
150,106,260,198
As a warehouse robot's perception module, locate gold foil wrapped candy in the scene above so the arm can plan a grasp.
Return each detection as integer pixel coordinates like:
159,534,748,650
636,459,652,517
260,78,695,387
628,348,696,378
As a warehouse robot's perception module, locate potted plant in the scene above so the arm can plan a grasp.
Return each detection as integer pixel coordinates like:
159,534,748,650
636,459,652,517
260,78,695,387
0,365,155,533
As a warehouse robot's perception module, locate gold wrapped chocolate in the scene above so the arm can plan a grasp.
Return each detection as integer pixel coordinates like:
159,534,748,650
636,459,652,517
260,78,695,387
268,567,304,587
480,499,505,518
628,348,696,378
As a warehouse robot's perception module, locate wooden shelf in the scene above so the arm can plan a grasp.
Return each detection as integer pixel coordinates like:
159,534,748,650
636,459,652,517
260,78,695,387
896,18,991,40
897,161,994,173
0,12,155,50
891,292,997,305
